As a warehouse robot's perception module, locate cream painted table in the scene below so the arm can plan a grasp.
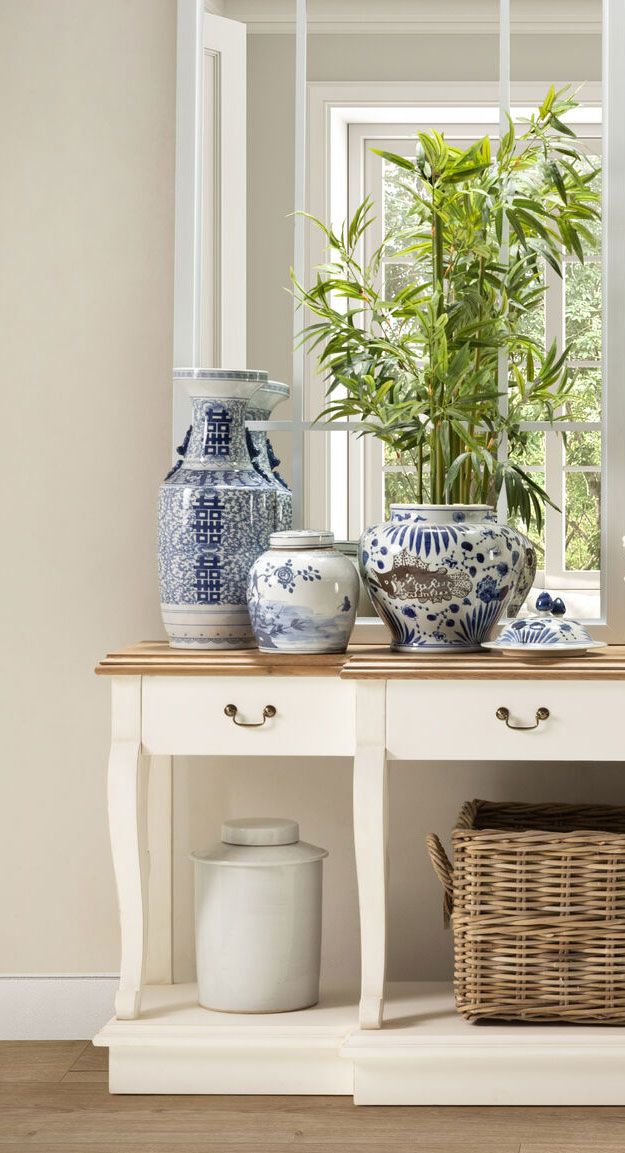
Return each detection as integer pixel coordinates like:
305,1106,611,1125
95,642,625,1103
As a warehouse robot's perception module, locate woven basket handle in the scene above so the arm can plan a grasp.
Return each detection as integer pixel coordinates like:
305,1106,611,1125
426,834,454,926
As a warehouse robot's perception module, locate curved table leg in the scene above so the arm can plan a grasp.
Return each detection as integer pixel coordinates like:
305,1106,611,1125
108,678,149,1020
353,681,388,1029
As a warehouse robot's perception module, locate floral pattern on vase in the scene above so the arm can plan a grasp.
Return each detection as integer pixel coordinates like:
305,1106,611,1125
247,530,359,653
158,369,277,649
498,617,591,646
506,532,538,617
359,504,528,651
246,381,293,531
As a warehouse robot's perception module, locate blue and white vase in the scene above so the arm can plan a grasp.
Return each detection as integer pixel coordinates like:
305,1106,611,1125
246,381,293,532
359,504,528,652
506,530,537,617
247,530,359,653
158,369,277,649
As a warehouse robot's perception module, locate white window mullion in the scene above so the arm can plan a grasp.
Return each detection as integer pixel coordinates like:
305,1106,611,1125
603,0,625,639
543,260,566,585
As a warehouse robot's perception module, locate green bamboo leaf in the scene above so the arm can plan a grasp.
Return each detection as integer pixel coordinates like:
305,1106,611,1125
551,115,576,137
372,149,415,171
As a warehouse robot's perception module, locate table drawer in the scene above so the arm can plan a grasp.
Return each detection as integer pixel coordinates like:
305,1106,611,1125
387,679,624,761
141,676,355,756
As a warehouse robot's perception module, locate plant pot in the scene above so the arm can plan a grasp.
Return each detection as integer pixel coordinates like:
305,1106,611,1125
158,369,277,649
359,504,530,652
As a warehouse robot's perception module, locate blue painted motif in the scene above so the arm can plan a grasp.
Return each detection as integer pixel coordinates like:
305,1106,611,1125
202,405,232,457
158,388,277,649
195,553,222,604
359,505,533,652
491,608,594,648
191,492,225,546
246,538,359,654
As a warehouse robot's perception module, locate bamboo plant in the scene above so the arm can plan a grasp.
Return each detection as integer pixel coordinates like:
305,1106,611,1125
293,86,600,530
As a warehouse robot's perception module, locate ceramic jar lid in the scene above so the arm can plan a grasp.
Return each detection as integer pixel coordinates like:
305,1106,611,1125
269,529,334,550
191,816,328,868
222,817,299,846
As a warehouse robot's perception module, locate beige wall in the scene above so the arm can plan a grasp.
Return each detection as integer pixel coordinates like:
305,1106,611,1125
0,0,176,972
0,5,609,994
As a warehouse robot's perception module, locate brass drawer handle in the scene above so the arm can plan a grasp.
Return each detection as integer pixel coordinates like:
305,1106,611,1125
224,704,277,728
496,706,550,731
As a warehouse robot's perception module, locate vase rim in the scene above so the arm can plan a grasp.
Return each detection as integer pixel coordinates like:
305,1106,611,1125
262,379,290,395
389,502,494,511
248,380,290,415
173,367,269,382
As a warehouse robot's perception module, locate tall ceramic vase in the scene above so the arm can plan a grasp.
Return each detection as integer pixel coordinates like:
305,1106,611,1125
158,369,276,649
359,504,531,652
246,380,293,531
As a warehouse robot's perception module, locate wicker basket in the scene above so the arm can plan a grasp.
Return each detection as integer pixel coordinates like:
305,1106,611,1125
427,800,625,1023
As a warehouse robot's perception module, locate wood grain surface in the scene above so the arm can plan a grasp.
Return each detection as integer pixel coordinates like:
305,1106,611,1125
1,1044,625,1152
95,641,625,681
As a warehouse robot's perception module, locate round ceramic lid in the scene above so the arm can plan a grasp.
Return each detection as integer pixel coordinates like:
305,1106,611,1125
222,817,298,846
191,837,328,868
269,529,335,550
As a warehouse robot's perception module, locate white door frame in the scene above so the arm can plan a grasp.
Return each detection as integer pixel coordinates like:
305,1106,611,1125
173,0,247,449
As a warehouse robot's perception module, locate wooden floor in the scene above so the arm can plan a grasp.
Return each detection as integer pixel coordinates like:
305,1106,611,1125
2,1043,625,1152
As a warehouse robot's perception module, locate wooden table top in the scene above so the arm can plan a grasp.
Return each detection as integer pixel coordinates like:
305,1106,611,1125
95,641,625,680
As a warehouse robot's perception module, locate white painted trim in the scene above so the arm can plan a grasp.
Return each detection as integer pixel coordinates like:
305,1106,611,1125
222,0,601,35
173,2,247,450
290,0,307,527
0,976,119,1041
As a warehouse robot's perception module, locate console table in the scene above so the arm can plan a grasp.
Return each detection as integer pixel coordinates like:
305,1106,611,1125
94,642,625,1103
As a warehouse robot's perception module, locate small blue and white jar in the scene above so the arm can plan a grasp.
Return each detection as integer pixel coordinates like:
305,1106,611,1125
245,381,293,532
247,531,359,653
158,369,277,649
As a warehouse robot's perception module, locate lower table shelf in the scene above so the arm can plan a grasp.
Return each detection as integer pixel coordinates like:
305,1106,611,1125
94,982,625,1104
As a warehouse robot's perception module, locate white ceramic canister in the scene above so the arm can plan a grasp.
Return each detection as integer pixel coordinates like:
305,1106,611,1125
191,818,328,1013
246,530,360,653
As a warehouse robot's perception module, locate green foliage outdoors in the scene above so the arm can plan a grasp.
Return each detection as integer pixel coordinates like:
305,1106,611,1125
293,86,601,533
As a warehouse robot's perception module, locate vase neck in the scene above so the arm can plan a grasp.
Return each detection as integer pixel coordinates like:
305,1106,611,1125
389,503,496,525
185,397,253,470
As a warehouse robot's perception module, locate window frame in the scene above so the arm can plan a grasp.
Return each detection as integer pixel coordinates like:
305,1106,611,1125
349,117,602,597
304,78,625,642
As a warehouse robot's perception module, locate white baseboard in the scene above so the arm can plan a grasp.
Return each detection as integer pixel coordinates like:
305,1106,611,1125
0,975,119,1040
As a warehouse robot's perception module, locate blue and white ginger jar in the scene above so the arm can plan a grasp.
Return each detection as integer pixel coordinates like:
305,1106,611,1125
359,504,532,652
158,369,277,649
247,530,359,653
246,381,293,532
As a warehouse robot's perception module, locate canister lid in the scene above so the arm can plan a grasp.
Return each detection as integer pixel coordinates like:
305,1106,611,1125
222,817,299,846
192,817,328,867
269,529,334,550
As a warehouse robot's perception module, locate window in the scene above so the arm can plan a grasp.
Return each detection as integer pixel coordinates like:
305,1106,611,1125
340,109,602,619
304,86,618,634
